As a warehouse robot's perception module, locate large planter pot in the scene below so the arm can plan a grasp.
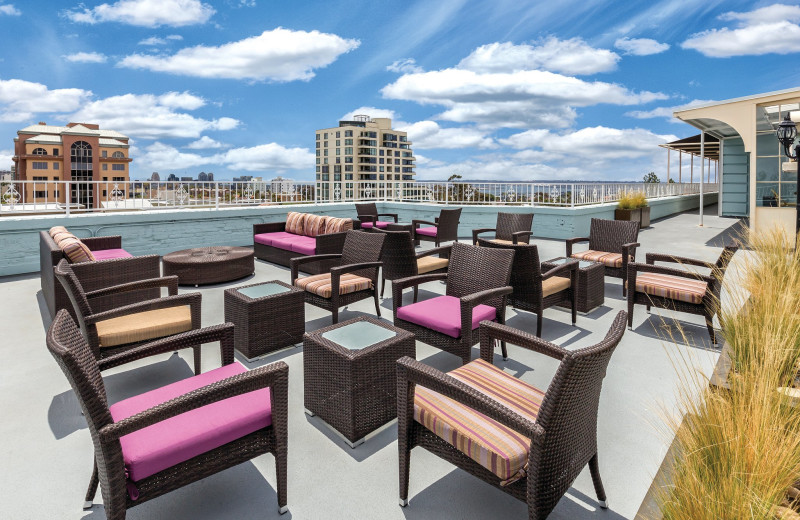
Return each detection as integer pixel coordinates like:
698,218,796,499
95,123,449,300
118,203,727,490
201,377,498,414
639,206,651,228
615,208,641,224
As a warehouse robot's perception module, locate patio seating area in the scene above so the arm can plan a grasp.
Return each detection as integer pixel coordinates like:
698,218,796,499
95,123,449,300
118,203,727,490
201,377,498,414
0,204,743,519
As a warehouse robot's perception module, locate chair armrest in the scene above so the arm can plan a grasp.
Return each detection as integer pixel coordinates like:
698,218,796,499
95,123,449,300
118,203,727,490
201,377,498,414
85,293,202,324
627,262,715,283
646,252,714,269
622,242,640,256
99,361,289,442
471,228,496,244
565,237,590,257
396,356,541,439
253,222,285,234
290,254,342,282
460,286,513,309
415,245,452,259
478,321,568,362
511,231,533,244
376,213,399,222
392,273,449,312
83,236,122,251
84,276,179,299
357,214,377,223
99,323,235,372
330,261,383,276
541,260,577,280
412,220,438,228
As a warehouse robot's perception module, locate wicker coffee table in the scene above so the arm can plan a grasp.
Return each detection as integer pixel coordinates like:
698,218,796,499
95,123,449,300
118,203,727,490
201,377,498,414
541,257,605,313
224,280,305,361
163,246,254,286
303,317,415,448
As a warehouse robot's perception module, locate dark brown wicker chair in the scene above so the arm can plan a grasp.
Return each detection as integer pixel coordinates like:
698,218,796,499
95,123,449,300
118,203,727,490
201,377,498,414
376,229,451,299
627,245,738,344
54,259,204,374
472,212,534,245
396,311,628,519
355,202,398,230
392,242,513,364
292,230,385,324
478,239,577,343
566,218,640,296
412,208,462,247
46,310,289,519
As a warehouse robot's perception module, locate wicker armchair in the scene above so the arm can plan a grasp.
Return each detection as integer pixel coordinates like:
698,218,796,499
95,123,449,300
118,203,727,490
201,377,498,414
397,312,627,519
627,245,739,344
412,208,462,247
478,239,577,342
392,242,513,364
54,259,204,374
472,212,534,245
292,230,385,324
355,202,398,230
376,228,451,299
566,218,640,296
46,310,289,519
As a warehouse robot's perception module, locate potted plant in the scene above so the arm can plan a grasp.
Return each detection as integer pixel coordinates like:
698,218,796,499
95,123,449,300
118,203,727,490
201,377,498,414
615,191,641,224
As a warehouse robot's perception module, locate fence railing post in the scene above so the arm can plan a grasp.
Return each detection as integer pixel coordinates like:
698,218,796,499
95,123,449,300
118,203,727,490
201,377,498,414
570,184,575,208
215,182,219,210
65,181,71,217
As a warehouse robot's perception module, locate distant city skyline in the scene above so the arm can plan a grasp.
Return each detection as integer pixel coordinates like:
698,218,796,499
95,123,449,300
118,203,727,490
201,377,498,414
0,1,796,181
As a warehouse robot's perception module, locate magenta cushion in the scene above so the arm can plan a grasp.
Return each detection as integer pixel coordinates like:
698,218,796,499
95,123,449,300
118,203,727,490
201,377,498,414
109,363,271,485
361,221,390,229
290,236,317,256
269,235,307,252
415,226,437,237
92,249,133,261
396,295,496,338
254,231,297,246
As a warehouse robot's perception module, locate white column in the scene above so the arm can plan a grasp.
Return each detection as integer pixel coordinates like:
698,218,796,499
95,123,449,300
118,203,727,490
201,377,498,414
700,132,705,226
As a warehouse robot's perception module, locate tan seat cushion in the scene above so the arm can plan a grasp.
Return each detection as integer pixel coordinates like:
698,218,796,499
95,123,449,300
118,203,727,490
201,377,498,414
489,239,515,245
294,273,372,298
571,250,623,268
416,256,449,274
95,306,193,348
542,276,571,297
635,272,707,304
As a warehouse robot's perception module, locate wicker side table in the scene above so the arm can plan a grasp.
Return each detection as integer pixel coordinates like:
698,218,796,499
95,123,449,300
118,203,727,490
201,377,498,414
304,317,415,448
541,257,605,313
224,280,305,361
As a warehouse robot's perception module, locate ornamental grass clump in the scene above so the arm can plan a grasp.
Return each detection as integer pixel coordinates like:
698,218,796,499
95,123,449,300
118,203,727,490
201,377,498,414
617,190,648,210
659,229,800,520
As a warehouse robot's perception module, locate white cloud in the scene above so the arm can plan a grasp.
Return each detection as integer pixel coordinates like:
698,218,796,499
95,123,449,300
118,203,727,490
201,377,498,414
157,91,205,110
139,34,183,45
340,107,397,121
682,4,800,57
625,99,715,120
0,79,92,122
63,52,108,63
119,28,360,81
167,34,183,40
0,149,13,170
65,0,214,28
396,120,495,149
138,142,211,169
218,143,314,171
387,58,423,74
614,37,670,56
187,136,226,149
0,4,21,16
457,39,620,75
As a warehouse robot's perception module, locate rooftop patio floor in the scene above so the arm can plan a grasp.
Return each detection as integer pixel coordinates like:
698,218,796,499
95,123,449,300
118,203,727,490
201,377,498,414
0,206,743,520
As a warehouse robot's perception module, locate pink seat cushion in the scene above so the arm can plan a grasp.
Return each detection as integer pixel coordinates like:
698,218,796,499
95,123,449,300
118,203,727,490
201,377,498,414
253,231,297,246
396,295,496,338
361,221,390,229
270,235,307,252
109,363,271,484
92,249,133,261
290,236,317,256
416,226,437,237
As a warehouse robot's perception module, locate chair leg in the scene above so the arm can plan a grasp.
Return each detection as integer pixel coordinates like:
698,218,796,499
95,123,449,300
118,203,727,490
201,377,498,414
84,460,99,509
193,345,201,375
705,313,716,344
276,446,288,514
571,292,577,326
500,339,508,361
381,276,386,298
413,286,418,304
374,289,381,317
589,453,608,508
332,307,339,324
628,304,634,330
536,313,543,337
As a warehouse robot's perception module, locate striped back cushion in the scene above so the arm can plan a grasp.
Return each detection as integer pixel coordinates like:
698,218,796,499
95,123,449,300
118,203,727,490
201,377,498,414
59,237,96,263
414,358,544,485
294,272,372,298
325,217,353,234
635,272,707,304
285,212,307,235
49,226,68,238
571,250,623,268
303,214,329,237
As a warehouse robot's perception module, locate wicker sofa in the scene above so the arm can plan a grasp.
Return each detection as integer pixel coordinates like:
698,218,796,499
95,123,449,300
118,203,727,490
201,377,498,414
40,228,161,319
253,212,353,275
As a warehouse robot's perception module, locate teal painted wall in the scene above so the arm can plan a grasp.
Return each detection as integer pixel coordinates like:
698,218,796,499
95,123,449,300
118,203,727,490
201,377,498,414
722,137,749,217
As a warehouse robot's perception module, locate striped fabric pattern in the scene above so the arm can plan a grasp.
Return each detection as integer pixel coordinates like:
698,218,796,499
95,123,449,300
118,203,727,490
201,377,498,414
59,237,96,263
571,250,623,268
285,212,307,235
294,272,372,298
49,226,68,238
324,217,353,234
414,359,545,485
635,272,707,304
303,214,329,237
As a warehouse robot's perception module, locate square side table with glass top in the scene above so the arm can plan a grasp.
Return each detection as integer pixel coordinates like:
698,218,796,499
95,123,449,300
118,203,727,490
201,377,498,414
303,316,415,448
224,280,305,361
541,256,606,313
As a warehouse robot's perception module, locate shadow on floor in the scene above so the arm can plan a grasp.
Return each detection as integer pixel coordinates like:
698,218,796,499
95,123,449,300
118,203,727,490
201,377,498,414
705,218,747,248
631,315,720,353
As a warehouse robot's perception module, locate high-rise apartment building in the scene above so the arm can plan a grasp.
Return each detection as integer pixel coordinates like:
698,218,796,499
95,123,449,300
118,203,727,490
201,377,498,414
12,122,131,208
315,116,415,201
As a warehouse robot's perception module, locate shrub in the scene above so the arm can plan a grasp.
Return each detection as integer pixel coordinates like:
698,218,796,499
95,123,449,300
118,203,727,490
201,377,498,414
617,190,648,209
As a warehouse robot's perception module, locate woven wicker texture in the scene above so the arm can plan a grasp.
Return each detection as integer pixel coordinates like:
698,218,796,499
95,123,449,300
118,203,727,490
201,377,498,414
566,218,640,294
472,212,534,244
541,257,606,313
376,229,450,298
162,246,254,286
253,221,347,275
413,208,462,247
355,202,398,229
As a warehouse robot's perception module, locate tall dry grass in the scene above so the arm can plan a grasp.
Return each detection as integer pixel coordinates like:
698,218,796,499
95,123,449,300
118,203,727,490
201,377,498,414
659,229,800,519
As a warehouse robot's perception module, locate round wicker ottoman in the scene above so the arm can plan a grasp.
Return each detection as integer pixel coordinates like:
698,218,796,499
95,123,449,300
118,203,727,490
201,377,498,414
162,246,254,286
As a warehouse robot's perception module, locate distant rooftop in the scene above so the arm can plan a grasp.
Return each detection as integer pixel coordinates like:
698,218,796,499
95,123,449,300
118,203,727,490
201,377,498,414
18,122,129,140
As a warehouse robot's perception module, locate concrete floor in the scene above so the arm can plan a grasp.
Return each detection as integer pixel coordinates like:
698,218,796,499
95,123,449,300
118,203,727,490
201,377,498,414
0,206,743,520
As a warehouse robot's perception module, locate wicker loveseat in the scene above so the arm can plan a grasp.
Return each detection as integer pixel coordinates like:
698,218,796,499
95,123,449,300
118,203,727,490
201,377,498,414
253,212,353,275
40,227,161,319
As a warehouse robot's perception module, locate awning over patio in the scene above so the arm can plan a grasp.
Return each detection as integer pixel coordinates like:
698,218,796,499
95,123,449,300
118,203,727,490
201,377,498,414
659,134,720,161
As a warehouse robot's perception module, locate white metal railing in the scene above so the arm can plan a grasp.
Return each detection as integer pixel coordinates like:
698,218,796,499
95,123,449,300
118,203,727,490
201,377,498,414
0,180,718,215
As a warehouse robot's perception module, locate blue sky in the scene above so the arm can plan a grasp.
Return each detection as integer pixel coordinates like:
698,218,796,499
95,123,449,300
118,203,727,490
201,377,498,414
0,0,796,181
